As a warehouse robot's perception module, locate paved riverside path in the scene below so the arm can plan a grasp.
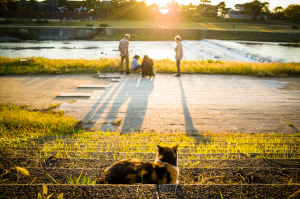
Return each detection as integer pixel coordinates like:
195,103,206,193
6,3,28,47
56,74,300,133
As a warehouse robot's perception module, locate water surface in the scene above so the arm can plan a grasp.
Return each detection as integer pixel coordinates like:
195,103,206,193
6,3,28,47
0,40,299,62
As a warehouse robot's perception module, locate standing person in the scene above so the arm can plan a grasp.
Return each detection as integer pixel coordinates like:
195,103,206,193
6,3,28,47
119,34,131,74
174,35,183,77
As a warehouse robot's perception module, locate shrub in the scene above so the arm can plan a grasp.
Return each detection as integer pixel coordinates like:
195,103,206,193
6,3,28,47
292,25,299,29
99,23,109,27
86,24,94,27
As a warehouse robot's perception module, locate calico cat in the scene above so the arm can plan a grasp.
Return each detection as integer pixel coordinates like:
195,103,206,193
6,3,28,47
102,144,180,184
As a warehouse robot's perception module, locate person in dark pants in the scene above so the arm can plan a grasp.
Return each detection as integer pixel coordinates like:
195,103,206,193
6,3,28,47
174,35,183,77
141,55,154,77
119,34,130,74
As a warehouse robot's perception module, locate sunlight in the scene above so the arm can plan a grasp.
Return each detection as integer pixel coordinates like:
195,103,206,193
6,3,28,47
146,50,175,60
159,6,169,15
145,0,169,7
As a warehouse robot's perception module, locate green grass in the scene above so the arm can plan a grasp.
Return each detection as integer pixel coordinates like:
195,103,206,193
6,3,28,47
0,103,77,140
1,57,300,77
0,104,299,162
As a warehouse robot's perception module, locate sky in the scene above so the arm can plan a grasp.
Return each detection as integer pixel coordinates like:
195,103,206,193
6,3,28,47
143,0,300,10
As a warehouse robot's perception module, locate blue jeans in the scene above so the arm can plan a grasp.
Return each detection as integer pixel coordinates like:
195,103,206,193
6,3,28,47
132,64,141,71
176,60,181,75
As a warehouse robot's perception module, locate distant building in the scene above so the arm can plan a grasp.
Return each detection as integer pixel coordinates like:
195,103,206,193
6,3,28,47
198,5,218,17
225,4,268,19
102,0,111,7
18,0,57,12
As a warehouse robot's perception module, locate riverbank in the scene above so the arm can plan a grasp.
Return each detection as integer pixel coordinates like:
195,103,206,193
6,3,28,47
1,27,300,42
1,57,300,77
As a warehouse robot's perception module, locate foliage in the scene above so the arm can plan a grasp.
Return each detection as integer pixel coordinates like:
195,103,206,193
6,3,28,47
273,6,284,19
18,5,33,12
6,0,18,11
243,0,270,20
110,0,158,20
0,57,300,77
0,0,7,11
217,1,226,18
30,0,36,7
283,4,300,22
65,173,97,185
292,25,299,29
58,0,68,7
0,103,77,139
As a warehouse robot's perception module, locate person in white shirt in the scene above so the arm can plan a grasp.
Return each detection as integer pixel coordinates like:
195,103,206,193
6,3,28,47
131,55,142,74
174,35,183,77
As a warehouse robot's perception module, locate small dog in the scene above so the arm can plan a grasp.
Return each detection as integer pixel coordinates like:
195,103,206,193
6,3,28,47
102,144,180,184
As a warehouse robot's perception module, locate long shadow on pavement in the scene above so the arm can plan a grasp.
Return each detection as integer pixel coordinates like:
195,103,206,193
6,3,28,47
176,77,202,146
100,76,154,132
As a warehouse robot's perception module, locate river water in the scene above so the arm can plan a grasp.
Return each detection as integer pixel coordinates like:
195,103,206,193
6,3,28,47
0,40,299,63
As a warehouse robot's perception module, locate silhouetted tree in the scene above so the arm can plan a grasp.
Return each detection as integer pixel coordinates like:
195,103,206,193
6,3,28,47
7,0,18,11
58,0,68,7
167,0,180,11
273,6,283,19
243,0,270,20
217,1,226,18
0,0,7,11
283,4,300,21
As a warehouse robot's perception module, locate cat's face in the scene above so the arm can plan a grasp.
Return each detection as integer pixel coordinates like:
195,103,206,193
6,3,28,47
156,144,180,167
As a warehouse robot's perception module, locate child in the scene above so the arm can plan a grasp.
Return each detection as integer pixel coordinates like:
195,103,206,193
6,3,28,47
131,55,142,73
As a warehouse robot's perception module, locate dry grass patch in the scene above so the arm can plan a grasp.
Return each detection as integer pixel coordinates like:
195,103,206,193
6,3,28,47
1,57,300,77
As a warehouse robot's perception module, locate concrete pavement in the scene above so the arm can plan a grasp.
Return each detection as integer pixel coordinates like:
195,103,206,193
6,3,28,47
56,74,300,133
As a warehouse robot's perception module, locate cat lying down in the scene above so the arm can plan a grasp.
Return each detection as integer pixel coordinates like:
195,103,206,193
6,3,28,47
102,144,180,184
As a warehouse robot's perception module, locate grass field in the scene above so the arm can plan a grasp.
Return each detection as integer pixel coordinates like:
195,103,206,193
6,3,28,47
1,20,300,33
1,103,299,159
0,103,77,140
1,57,300,77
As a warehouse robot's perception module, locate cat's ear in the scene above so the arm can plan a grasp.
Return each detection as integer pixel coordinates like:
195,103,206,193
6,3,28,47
173,144,180,152
157,145,163,153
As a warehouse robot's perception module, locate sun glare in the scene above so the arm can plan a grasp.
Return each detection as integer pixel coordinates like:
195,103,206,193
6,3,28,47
145,0,168,7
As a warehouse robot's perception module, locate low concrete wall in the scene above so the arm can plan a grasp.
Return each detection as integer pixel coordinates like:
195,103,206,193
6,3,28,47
101,28,300,41
1,27,300,41
102,27,205,39
0,28,104,40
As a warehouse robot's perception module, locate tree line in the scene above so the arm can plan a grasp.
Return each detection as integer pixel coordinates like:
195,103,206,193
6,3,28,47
216,0,300,21
0,0,299,22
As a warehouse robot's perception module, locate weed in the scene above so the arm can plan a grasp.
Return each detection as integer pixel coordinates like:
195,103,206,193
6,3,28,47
288,122,294,126
69,99,77,103
16,167,29,184
65,173,96,185
37,184,63,199
112,119,122,125
220,190,223,199
86,119,95,124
